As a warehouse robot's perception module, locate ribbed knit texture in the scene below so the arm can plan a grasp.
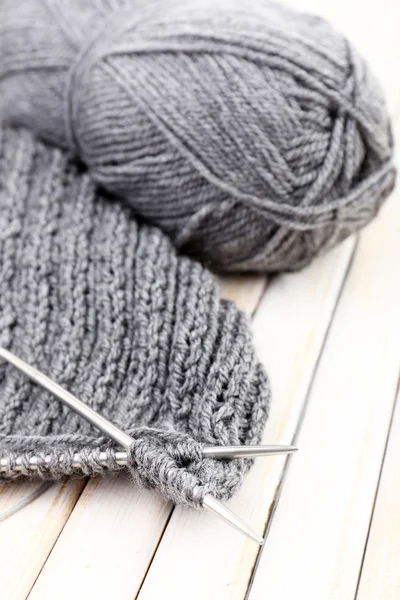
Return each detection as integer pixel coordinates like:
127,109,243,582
0,128,270,506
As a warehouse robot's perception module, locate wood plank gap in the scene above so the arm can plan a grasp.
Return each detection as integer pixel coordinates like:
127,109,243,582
23,478,89,600
249,278,269,318
245,238,359,599
134,505,177,600
0,478,86,600
354,378,400,599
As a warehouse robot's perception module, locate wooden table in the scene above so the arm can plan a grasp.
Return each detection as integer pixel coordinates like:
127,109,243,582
1,0,399,597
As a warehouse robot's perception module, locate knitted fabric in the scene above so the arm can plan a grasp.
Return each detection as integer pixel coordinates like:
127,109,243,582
0,127,270,507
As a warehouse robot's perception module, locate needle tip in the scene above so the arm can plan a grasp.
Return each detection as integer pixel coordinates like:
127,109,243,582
202,444,299,459
203,494,263,544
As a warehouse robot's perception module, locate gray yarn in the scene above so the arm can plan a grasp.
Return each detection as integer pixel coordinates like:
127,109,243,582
0,0,395,272
0,127,270,507
0,482,52,523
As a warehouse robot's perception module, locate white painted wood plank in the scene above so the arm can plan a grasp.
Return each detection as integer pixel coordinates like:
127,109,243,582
248,175,400,600
356,391,400,600
137,239,355,600
28,476,173,600
25,278,267,600
218,274,266,315
0,479,85,600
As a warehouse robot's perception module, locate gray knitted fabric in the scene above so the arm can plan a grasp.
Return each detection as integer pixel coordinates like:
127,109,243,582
0,127,270,507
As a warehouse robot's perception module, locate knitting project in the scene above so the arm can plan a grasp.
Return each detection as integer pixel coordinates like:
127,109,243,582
0,128,270,507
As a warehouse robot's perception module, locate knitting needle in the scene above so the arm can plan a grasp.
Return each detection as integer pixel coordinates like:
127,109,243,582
0,348,264,543
0,445,298,472
0,348,297,462
0,348,292,544
0,454,264,545
0,348,263,543
203,445,297,458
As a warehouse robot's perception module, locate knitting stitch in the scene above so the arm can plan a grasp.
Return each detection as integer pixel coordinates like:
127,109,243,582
0,127,270,507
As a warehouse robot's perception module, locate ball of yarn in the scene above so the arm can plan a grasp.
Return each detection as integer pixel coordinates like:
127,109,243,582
0,0,395,272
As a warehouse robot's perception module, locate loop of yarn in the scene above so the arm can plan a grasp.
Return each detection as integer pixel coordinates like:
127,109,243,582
0,0,395,272
1,431,244,507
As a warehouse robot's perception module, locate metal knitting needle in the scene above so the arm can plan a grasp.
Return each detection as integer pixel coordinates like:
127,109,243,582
0,348,270,544
0,348,297,462
202,445,297,458
0,446,298,472
0,446,263,544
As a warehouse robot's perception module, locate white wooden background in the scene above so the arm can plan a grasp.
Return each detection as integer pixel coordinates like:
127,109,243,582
0,0,399,598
